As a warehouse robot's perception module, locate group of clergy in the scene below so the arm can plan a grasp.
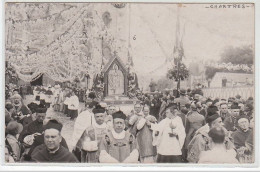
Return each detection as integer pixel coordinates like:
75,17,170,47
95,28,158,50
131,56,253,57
5,86,254,164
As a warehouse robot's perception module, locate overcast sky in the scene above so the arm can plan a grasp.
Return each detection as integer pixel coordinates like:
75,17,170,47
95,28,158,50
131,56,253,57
128,3,254,76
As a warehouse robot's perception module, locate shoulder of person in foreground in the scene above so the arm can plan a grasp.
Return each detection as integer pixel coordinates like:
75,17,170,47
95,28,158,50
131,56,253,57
59,146,79,163
198,149,239,164
31,144,46,162
187,132,210,163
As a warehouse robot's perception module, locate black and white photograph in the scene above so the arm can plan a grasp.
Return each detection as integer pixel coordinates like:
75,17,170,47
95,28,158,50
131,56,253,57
2,1,258,168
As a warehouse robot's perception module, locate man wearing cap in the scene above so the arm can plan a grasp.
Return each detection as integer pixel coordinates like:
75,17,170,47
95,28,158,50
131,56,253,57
99,111,139,163
19,105,47,143
153,104,186,163
224,104,240,131
21,115,69,160
21,102,39,127
77,105,110,162
231,116,252,163
31,120,78,162
18,102,38,143
174,89,190,109
187,113,234,163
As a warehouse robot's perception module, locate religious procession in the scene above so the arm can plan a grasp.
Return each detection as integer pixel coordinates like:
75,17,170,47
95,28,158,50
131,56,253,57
4,3,255,165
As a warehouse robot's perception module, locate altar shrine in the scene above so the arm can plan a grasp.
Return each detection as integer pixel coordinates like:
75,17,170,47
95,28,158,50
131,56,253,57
102,55,128,97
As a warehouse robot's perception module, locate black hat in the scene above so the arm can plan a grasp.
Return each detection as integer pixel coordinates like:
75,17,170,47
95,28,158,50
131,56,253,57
248,97,253,101
44,119,63,132
88,92,96,99
206,113,220,124
27,102,39,114
112,111,127,120
245,103,253,111
36,104,47,113
231,104,240,109
166,103,178,110
92,104,106,114
206,98,213,103
212,99,219,106
88,101,98,109
207,105,218,117
236,95,241,99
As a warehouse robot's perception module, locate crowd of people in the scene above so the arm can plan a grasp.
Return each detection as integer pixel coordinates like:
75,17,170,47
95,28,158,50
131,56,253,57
5,83,254,164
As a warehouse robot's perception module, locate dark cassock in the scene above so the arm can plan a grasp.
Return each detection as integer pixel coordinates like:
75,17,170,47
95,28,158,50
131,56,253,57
23,120,69,161
31,119,78,163
19,106,47,143
231,116,252,163
22,132,68,161
31,144,77,163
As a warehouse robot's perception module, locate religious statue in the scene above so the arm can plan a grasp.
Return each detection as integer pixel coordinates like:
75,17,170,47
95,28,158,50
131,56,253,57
149,78,157,92
92,73,104,101
127,68,139,99
108,64,124,95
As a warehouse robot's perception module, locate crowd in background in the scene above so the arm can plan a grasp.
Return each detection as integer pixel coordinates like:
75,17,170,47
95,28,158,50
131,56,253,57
5,83,254,164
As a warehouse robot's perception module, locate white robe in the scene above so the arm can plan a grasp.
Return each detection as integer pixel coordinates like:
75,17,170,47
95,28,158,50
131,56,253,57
68,95,79,110
152,116,186,156
71,109,94,149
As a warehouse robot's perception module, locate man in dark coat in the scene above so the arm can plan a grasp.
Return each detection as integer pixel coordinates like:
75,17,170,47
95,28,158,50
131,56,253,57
231,116,252,163
19,105,47,143
31,120,78,162
174,89,190,109
224,104,240,132
232,116,252,149
21,119,69,162
219,103,231,121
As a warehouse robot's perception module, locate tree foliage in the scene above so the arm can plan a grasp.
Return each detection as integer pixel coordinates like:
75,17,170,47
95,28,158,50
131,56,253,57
156,77,174,91
220,45,253,65
167,63,189,82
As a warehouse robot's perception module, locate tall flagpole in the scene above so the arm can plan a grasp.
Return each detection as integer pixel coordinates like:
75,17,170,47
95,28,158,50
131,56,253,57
101,36,104,71
127,3,134,69
175,5,181,97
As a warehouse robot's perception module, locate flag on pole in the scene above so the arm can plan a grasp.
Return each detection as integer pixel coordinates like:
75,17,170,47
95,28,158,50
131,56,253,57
173,6,185,64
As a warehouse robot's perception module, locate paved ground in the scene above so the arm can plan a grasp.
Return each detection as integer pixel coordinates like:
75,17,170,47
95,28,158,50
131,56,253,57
23,95,133,151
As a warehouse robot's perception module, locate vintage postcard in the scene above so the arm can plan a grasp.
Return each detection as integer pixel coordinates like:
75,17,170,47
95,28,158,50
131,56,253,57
1,0,259,171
